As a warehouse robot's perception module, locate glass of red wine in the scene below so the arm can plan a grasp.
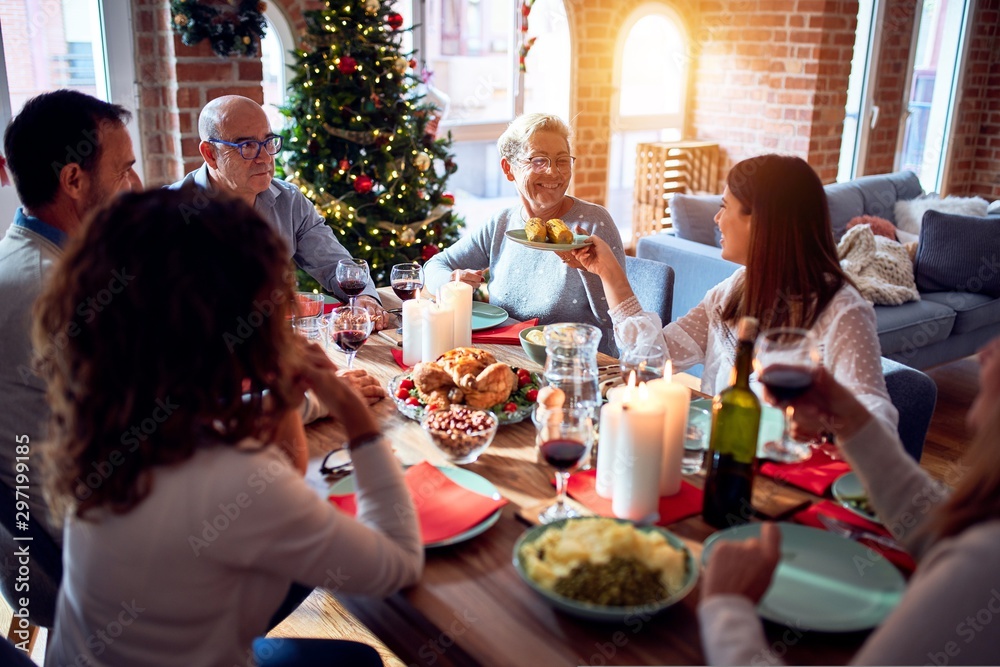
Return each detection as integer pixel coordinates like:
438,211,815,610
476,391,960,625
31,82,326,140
531,405,594,524
327,305,373,370
336,258,369,307
755,327,820,463
390,262,424,334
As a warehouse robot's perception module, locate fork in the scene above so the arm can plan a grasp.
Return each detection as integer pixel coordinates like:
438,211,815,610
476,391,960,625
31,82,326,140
817,514,905,552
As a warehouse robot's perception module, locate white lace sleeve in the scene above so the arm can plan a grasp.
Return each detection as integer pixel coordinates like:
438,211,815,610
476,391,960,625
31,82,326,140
820,291,898,431
608,290,713,372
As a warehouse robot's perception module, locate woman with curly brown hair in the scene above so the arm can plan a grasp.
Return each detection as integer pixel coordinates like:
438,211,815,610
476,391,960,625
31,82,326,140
36,187,422,666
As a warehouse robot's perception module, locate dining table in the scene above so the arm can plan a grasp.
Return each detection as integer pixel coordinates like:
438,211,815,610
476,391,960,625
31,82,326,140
269,287,874,667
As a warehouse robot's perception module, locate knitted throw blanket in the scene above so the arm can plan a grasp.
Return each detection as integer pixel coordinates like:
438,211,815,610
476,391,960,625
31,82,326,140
837,224,920,305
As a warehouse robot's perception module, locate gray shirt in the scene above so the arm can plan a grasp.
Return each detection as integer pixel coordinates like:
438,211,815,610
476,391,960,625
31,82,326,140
0,210,64,540
170,165,379,303
423,198,626,355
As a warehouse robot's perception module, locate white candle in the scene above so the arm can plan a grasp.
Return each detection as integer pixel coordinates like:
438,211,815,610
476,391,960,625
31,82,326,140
596,400,622,498
421,302,455,362
439,280,473,347
646,371,692,496
402,298,430,366
612,384,665,523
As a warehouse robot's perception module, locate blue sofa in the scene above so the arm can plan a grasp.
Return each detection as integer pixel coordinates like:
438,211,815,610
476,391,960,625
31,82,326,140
636,171,1000,370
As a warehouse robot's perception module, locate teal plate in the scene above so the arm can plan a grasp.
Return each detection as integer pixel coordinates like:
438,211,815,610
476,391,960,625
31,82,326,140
329,466,502,549
702,522,905,632
471,302,509,331
513,517,698,623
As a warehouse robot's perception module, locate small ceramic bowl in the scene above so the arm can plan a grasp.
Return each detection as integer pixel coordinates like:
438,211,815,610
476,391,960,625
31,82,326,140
421,406,498,464
518,325,547,367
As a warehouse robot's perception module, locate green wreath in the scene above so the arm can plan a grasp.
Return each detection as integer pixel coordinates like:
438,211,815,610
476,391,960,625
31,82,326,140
170,0,268,58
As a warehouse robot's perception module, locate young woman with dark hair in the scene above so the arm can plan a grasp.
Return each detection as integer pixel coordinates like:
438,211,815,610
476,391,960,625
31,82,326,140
571,154,896,432
34,187,422,666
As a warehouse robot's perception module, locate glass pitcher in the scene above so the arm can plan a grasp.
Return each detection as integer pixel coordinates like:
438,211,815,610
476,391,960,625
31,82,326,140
542,323,602,412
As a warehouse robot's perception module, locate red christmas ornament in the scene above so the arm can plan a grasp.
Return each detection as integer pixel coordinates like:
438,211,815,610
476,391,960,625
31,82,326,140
387,12,403,30
408,58,417,69
440,192,455,206
338,56,357,74
338,158,350,171
421,243,440,261
353,174,373,194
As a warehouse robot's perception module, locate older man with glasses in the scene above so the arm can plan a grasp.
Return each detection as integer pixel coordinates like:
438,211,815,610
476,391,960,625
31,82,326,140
423,112,627,355
170,95,390,330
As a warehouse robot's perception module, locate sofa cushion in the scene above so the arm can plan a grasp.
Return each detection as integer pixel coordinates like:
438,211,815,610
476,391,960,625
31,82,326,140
914,210,1000,297
669,193,722,247
895,195,989,235
855,171,923,225
873,299,955,355
825,181,864,242
921,292,1000,335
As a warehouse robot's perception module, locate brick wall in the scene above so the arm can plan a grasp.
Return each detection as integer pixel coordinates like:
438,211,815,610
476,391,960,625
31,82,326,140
690,0,858,184
947,0,1000,199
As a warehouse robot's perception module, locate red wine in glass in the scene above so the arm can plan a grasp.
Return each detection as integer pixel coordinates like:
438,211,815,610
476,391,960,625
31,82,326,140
540,439,587,471
759,364,813,402
391,280,422,301
331,329,368,353
339,279,367,299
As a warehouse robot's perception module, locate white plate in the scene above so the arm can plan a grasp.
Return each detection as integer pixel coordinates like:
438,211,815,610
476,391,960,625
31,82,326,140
702,522,905,632
504,229,593,251
329,466,503,549
471,302,509,331
832,472,880,524
513,518,698,622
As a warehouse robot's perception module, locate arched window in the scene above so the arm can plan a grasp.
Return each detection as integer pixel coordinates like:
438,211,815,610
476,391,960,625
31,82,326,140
261,5,295,132
607,5,689,242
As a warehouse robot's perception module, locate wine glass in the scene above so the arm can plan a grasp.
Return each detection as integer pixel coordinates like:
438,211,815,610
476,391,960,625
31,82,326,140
755,327,820,463
336,258,369,307
531,405,594,524
619,343,667,384
327,306,373,370
390,262,424,333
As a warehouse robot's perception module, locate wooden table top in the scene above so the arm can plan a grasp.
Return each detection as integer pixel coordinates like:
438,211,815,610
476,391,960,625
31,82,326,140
271,289,867,666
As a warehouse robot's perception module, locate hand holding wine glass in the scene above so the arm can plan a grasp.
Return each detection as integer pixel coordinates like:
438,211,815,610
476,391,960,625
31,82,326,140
755,327,820,463
531,406,594,524
336,258,369,307
327,305,373,370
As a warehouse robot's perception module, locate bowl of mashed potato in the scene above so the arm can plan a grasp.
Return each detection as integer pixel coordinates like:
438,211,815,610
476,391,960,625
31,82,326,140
519,326,548,367
513,517,698,622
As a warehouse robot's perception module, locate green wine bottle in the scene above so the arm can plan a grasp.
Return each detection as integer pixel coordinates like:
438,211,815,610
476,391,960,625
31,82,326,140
702,316,762,529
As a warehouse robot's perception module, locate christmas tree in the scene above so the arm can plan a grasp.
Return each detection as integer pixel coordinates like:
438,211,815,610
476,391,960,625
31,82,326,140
280,0,464,288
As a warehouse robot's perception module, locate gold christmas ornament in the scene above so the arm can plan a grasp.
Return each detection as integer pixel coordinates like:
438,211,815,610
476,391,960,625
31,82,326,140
399,228,416,244
414,152,431,171
364,0,380,14
393,56,408,74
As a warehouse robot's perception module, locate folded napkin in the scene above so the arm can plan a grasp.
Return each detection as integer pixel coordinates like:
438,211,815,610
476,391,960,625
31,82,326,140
471,318,540,345
759,447,850,496
323,301,342,314
566,469,703,526
793,501,915,574
391,348,409,370
328,461,507,545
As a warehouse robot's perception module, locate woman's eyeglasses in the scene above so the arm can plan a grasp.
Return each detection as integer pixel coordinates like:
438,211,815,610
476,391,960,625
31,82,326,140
208,135,284,160
518,155,576,173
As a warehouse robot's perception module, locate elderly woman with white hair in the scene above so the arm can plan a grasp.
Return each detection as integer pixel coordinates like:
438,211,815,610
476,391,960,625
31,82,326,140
423,113,626,354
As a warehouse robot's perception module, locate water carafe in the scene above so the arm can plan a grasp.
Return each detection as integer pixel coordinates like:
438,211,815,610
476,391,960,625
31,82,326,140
542,323,602,411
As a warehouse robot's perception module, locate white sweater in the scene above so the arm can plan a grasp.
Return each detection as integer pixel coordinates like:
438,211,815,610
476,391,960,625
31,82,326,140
46,437,422,667
698,417,1000,665
610,267,898,432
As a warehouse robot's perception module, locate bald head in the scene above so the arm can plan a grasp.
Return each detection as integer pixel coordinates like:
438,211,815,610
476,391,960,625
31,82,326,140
198,95,266,142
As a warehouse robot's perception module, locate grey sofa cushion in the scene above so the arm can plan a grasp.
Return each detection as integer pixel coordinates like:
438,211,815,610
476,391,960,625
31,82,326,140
873,299,955,355
853,171,923,224
922,292,1000,335
825,181,865,242
914,210,1000,297
670,193,722,247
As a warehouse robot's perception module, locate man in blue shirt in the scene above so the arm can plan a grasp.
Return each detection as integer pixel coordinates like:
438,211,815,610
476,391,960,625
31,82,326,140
170,95,391,330
0,89,141,626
